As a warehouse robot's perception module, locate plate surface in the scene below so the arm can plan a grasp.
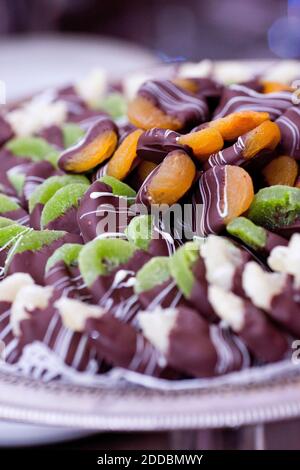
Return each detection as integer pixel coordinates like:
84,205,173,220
1,365,300,432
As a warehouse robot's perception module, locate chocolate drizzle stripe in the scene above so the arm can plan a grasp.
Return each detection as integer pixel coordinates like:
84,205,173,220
43,313,60,346
0,309,10,322
71,335,89,370
3,338,18,358
0,322,12,341
277,115,300,156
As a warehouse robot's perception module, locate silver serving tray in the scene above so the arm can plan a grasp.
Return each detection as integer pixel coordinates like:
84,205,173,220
1,364,300,431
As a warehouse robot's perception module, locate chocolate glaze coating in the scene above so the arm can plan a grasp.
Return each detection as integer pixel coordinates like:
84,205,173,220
7,232,82,285
271,219,300,239
276,106,300,160
270,276,300,336
139,80,209,129
77,180,133,243
18,296,101,372
22,161,61,207
46,206,81,234
167,307,250,378
213,84,293,120
195,166,228,236
239,299,288,363
0,149,29,190
86,312,177,378
2,208,29,226
0,300,20,363
136,128,186,164
45,261,91,302
58,117,118,172
89,250,152,323
29,202,43,230
138,278,187,310
189,257,218,322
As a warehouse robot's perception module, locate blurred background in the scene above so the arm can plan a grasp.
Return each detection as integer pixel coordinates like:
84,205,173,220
1,0,300,100
0,0,300,60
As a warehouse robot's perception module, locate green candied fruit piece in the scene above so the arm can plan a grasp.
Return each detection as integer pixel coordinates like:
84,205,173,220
41,183,89,228
0,194,20,213
134,257,171,294
227,217,267,250
0,217,16,229
8,230,66,255
247,185,300,230
99,175,136,201
98,93,127,119
28,174,89,213
125,215,153,250
169,241,200,298
0,224,28,248
79,238,136,287
45,243,83,273
6,137,55,162
62,123,85,149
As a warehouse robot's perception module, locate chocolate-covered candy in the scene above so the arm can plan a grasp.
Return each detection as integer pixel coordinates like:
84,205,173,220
77,177,135,243
58,117,118,173
136,128,186,164
0,273,34,363
276,106,300,159
247,185,300,236
227,217,288,256
195,165,254,236
208,285,288,363
128,80,209,131
7,230,82,284
204,121,280,170
28,174,89,230
243,260,300,336
40,183,88,232
11,284,100,372
37,125,64,148
79,238,150,322
56,297,175,378
136,150,196,207
139,306,250,378
45,244,91,302
21,160,61,206
0,194,29,226
214,84,293,121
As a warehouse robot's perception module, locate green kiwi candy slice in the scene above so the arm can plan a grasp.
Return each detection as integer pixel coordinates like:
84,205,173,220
45,243,83,273
227,217,267,250
79,238,136,287
134,256,171,294
169,241,200,298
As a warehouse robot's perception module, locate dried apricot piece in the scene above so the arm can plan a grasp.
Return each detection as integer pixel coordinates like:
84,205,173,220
243,120,281,159
138,150,196,206
107,129,143,180
128,80,208,131
178,127,224,162
262,155,298,187
208,110,270,140
58,117,118,173
198,165,254,235
128,95,182,130
262,81,293,94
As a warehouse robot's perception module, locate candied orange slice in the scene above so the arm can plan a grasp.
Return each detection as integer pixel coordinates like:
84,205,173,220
148,150,196,205
262,155,298,187
224,166,254,224
178,127,224,161
209,111,269,140
127,96,182,130
262,81,293,94
243,120,280,160
107,129,143,180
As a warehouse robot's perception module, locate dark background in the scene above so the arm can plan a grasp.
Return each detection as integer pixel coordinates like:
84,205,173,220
0,0,299,60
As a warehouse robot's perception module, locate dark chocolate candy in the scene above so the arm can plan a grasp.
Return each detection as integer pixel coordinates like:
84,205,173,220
139,80,209,129
37,125,64,148
276,106,300,160
136,128,185,164
77,180,133,243
86,312,177,378
270,275,300,336
0,116,14,146
213,84,293,121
